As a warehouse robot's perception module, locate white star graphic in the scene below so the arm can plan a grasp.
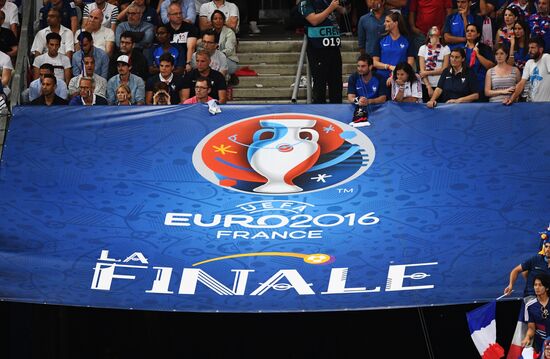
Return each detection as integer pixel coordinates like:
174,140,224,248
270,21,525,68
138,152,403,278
311,173,332,183
323,125,335,133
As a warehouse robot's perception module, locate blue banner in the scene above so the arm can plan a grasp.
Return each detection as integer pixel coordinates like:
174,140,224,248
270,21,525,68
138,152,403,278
0,103,548,312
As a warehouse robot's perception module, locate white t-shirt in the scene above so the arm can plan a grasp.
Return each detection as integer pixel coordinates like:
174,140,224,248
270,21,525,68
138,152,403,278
31,26,75,56
522,53,550,102
199,1,239,31
391,75,423,103
74,27,115,52
32,52,72,84
1,2,19,29
0,50,13,95
195,0,211,13
0,51,13,72
418,44,451,87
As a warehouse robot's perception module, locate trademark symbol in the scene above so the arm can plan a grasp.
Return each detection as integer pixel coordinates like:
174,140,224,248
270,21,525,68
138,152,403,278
337,188,353,194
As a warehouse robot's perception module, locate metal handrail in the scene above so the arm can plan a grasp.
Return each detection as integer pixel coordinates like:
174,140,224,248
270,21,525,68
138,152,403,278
291,34,312,104
9,0,34,110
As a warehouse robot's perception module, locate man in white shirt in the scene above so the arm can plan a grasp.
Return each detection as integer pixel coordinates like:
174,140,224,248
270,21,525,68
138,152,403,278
0,0,17,36
32,32,72,85
68,54,107,98
199,0,239,32
0,49,12,97
505,37,550,104
31,8,75,60
75,8,115,57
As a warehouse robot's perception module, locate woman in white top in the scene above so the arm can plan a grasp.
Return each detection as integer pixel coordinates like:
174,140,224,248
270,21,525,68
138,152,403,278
211,10,239,75
391,62,423,103
418,26,450,103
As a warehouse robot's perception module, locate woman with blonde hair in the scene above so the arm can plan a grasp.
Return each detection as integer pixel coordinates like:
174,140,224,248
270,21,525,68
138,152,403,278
115,84,132,105
418,26,450,103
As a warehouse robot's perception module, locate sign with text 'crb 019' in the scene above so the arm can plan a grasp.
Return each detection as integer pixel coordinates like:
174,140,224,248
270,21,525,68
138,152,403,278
0,103,548,312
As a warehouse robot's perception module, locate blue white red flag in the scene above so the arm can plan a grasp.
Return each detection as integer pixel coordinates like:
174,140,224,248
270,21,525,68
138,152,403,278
467,301,505,359
518,347,536,359
507,301,528,359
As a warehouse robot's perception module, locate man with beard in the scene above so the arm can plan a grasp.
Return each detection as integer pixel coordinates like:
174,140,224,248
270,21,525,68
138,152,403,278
346,54,388,127
528,0,550,54
504,37,550,104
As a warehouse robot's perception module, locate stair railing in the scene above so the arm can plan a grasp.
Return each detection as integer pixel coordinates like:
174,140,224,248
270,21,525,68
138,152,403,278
9,0,34,110
291,34,311,104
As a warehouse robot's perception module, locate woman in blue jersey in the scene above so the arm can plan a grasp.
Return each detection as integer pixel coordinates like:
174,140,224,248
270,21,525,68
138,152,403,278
508,20,530,73
464,23,495,101
372,12,415,84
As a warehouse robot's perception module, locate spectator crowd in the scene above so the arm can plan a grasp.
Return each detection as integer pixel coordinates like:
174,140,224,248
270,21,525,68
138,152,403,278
0,0,549,110
295,0,549,127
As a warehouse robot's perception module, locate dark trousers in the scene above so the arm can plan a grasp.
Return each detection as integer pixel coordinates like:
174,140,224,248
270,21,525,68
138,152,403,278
234,0,260,22
307,46,343,104
246,0,259,22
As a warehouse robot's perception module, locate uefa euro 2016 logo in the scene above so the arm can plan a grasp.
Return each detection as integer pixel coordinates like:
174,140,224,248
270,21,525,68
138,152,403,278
192,113,375,195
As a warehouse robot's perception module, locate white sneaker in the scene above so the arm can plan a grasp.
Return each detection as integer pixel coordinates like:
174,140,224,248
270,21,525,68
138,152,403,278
349,119,371,127
290,76,308,88
249,21,261,34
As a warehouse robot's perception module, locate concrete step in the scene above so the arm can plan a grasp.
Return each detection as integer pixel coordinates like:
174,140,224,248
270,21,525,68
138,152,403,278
232,86,348,99
236,75,349,87
239,63,357,76
237,38,359,53
238,51,359,65
227,99,308,104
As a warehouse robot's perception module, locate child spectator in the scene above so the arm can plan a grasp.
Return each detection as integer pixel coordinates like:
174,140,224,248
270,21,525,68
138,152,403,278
390,62,423,103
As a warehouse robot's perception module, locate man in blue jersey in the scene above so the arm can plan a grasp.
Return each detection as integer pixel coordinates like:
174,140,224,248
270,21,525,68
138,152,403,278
346,54,388,127
504,238,550,300
299,0,345,104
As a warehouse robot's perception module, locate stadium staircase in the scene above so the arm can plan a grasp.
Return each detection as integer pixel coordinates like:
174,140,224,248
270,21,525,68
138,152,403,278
231,37,359,104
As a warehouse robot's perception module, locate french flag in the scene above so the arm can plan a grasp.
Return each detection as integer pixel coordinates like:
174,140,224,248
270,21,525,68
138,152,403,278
518,347,536,359
467,301,505,359
507,301,526,359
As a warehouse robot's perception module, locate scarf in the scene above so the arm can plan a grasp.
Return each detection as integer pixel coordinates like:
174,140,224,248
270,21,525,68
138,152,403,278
425,43,442,71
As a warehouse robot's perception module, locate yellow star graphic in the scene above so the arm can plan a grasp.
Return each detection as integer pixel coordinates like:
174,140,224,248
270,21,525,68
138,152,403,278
212,144,237,155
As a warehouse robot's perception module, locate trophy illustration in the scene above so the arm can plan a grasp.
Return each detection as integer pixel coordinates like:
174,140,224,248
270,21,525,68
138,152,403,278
247,119,320,193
